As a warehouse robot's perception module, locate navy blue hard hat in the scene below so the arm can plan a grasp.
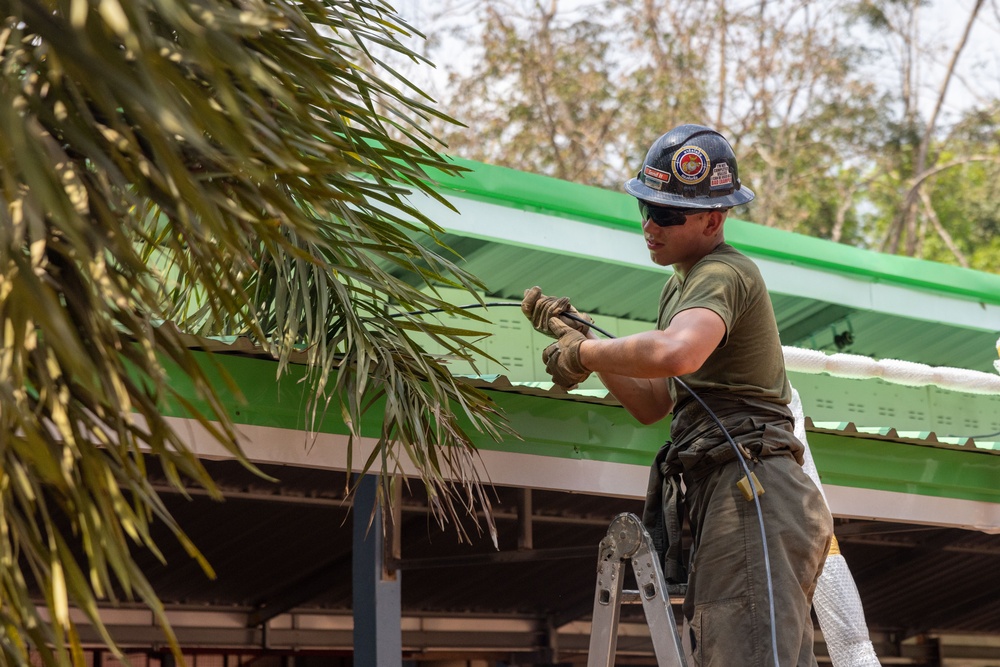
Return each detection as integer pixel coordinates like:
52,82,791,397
624,124,755,209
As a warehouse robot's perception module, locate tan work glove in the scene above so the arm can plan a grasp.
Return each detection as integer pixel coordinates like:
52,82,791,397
521,286,592,338
542,319,591,390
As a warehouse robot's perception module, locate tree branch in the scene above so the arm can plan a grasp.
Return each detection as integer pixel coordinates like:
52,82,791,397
918,187,968,267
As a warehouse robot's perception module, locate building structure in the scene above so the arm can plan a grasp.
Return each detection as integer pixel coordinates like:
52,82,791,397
63,157,1000,666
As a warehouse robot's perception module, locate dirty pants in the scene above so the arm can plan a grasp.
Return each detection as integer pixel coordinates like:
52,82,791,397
683,453,833,667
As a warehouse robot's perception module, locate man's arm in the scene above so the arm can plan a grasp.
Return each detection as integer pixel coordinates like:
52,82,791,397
579,308,726,424
594,371,672,425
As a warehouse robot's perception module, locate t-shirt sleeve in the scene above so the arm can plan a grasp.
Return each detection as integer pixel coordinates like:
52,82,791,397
667,260,746,346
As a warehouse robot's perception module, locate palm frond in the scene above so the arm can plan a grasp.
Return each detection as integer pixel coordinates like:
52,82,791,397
1,0,509,662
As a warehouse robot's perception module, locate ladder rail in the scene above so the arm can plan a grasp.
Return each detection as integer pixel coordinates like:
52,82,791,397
631,533,687,666
587,544,626,666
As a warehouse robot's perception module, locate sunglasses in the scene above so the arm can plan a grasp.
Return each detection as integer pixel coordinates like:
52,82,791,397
638,201,703,227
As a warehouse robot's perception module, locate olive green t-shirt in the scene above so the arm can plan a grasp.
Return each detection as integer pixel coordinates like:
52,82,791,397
657,242,791,409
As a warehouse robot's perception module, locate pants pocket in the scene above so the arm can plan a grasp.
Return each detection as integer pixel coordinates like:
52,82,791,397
690,596,760,667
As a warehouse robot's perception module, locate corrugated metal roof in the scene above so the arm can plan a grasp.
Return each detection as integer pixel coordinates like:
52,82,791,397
427,156,1000,307
179,333,1000,459
383,226,1000,373
806,418,999,454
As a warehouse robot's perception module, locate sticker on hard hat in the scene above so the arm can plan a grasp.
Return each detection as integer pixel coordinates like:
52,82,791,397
643,165,671,190
710,162,733,189
672,146,710,184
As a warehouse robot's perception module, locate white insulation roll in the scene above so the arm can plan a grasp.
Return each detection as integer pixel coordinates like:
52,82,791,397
791,389,883,667
783,346,1000,395
994,336,1000,375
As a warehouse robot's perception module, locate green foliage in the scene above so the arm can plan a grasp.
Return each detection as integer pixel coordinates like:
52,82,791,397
922,112,1000,271
436,1,625,186
413,0,903,244
0,0,510,662
401,0,1000,273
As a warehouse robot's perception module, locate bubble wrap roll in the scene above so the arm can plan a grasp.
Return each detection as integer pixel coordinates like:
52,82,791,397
791,388,883,667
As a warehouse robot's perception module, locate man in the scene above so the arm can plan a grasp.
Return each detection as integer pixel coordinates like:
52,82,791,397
522,124,833,666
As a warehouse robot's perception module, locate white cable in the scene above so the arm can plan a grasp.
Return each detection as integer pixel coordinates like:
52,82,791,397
791,389,882,667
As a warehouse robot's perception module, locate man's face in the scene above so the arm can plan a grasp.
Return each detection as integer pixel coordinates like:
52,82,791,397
640,205,713,268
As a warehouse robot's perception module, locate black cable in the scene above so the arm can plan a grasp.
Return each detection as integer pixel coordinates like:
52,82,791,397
390,301,623,338
388,302,524,318
946,430,1000,440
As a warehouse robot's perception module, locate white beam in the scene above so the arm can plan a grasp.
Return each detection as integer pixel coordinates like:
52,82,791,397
166,416,1000,532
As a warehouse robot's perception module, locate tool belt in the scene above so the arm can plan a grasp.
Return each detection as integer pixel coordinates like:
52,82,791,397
641,392,804,584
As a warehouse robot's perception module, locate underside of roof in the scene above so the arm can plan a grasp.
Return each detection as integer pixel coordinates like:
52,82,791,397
61,457,1000,666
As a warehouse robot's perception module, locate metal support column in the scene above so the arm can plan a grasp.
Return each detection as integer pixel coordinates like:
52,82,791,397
517,488,533,551
353,475,402,667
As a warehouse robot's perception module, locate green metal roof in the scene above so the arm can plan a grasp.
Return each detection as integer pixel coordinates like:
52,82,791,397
384,158,1000,376
153,155,1000,530
427,156,1000,306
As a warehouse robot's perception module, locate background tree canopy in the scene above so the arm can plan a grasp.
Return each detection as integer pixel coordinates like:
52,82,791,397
392,0,1000,273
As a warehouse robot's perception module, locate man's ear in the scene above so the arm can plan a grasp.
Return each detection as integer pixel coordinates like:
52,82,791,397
704,210,726,236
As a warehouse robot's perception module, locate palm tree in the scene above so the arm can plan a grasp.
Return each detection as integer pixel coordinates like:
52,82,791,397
0,1,507,662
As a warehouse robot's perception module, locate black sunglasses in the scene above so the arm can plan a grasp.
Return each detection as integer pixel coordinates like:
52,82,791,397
638,201,703,227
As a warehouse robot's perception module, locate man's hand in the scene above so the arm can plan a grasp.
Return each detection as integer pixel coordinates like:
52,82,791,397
542,319,591,389
521,286,592,338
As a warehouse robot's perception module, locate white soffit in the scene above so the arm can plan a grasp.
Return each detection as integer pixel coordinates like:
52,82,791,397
165,416,1000,533
407,191,654,270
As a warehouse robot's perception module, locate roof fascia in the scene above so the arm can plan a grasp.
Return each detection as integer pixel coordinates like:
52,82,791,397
158,351,1000,513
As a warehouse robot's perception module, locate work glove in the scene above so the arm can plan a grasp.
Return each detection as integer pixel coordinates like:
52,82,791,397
542,319,591,390
521,286,592,338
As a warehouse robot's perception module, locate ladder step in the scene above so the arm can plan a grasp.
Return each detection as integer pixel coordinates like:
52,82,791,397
622,585,688,604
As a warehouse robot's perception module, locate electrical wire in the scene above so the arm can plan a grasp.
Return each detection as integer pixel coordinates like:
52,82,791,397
946,429,1000,439
388,302,526,318
393,301,782,666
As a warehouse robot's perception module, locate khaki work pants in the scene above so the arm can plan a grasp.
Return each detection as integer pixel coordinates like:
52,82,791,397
681,455,833,667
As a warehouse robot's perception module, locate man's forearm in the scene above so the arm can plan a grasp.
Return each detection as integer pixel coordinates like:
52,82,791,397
596,370,673,425
579,332,698,379
578,308,725,380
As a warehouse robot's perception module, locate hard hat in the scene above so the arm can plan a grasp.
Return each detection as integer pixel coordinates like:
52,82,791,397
624,124,755,209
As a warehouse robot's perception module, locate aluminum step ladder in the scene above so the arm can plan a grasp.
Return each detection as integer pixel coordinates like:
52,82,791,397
587,512,688,667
